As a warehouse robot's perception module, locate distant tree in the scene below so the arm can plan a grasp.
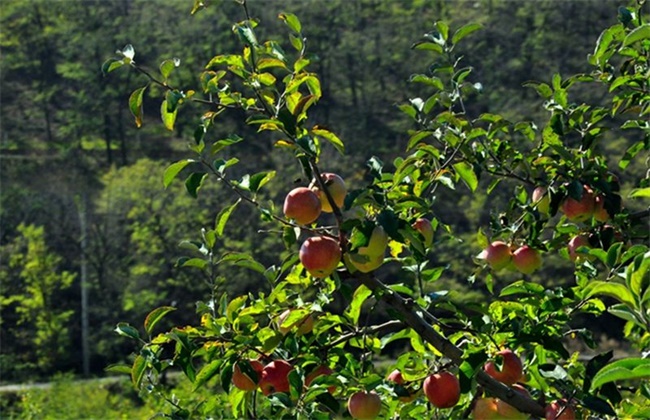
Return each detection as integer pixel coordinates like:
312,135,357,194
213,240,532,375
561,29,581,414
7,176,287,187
0,224,75,376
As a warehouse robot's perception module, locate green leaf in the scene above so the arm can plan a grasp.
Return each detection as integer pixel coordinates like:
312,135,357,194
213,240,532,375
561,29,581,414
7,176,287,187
591,358,650,391
249,170,276,193
161,99,178,131
144,306,176,336
606,242,623,268
114,322,140,340
163,159,195,188
453,161,478,192
500,280,545,297
279,13,301,33
412,41,443,54
215,199,241,237
629,187,650,198
160,58,179,79
211,134,244,155
312,126,344,155
129,86,147,128
452,23,482,45
193,360,221,392
105,363,133,375
346,284,372,325
102,58,124,75
229,387,247,418
131,355,147,388
227,295,248,323
583,281,636,309
619,140,646,170
220,252,266,274
622,24,650,47
185,172,208,198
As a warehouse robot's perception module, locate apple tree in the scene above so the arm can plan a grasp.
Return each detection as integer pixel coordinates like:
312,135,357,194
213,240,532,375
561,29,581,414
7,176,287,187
104,1,649,418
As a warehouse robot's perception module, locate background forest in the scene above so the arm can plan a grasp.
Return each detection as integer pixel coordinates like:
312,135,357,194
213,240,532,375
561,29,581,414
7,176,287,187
0,0,645,406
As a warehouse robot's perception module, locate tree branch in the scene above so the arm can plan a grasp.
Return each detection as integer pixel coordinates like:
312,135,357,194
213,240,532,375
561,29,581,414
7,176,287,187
353,271,546,418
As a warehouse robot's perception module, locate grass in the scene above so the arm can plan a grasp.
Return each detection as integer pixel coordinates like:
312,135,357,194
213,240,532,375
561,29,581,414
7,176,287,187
0,374,156,420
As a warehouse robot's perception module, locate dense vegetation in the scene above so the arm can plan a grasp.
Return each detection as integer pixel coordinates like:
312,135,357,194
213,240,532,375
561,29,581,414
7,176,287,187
1,0,648,418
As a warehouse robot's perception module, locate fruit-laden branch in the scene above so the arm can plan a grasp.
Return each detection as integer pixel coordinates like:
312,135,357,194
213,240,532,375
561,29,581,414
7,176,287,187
353,271,547,418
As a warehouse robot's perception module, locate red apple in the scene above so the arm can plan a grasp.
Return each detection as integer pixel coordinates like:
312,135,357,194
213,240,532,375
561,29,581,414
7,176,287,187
593,195,609,222
387,369,418,403
299,236,341,278
567,235,591,262
479,241,512,271
532,186,550,215
277,309,314,336
283,187,322,225
348,391,382,419
412,218,434,247
512,245,542,274
311,172,347,213
232,359,264,391
484,349,523,385
561,185,595,222
259,360,293,395
423,371,460,409
305,365,335,394
545,400,576,420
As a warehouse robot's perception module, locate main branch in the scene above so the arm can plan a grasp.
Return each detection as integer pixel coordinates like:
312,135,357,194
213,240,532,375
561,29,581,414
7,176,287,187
353,271,547,418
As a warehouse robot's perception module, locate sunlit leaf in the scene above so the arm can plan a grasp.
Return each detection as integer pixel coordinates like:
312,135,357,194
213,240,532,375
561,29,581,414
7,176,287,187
129,86,147,128
346,284,372,325
591,358,650,391
215,199,241,237
163,159,195,188
144,306,176,336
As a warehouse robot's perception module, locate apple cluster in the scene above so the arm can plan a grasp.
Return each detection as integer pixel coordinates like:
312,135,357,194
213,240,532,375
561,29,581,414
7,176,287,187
231,347,575,419
478,241,542,274
473,349,576,420
285,172,435,279
479,182,622,274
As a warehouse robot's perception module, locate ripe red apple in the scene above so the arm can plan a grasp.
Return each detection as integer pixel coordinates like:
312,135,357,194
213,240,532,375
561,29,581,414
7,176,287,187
512,245,542,274
311,172,347,213
479,241,512,271
567,235,591,262
283,187,322,225
532,186,550,215
299,236,341,278
423,371,460,409
232,359,264,391
545,400,576,420
348,391,382,419
386,369,418,403
412,218,434,247
259,360,293,396
305,365,335,394
484,349,523,385
277,309,314,336
561,185,595,222
593,195,609,222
